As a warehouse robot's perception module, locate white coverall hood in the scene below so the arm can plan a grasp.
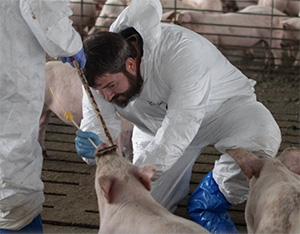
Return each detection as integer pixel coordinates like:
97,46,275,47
0,0,82,229
110,0,162,61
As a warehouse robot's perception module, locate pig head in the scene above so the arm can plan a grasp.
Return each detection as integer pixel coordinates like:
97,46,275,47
94,149,209,233
226,147,300,234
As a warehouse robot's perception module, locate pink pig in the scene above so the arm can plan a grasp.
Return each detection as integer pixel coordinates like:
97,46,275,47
281,17,300,66
39,61,133,160
226,147,300,233
177,5,288,68
161,0,222,13
258,0,300,16
94,148,209,233
68,0,101,34
88,0,128,34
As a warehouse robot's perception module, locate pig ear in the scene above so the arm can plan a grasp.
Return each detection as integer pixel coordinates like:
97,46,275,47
98,175,116,203
135,165,156,191
226,148,264,179
281,20,289,29
278,147,300,175
165,11,176,20
95,4,102,12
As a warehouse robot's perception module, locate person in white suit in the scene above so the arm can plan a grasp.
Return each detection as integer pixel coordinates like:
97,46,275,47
75,0,281,232
0,0,86,232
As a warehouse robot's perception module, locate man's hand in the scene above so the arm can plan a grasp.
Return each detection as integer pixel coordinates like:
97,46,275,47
75,130,102,158
61,48,86,69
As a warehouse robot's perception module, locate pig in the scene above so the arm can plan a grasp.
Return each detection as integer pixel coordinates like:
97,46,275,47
226,147,300,234
94,147,210,233
89,0,223,34
161,0,222,24
88,0,128,34
159,0,202,14
177,5,288,68
161,0,223,13
92,0,107,6
222,0,239,12
69,0,101,35
39,61,83,158
222,0,258,12
258,0,300,16
39,61,133,160
281,17,300,66
185,0,223,13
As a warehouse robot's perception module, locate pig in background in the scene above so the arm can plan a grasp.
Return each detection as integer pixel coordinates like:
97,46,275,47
258,0,300,16
68,0,102,36
226,147,300,234
160,0,200,12
222,0,258,12
176,5,289,68
89,0,223,34
88,0,128,34
94,147,210,233
39,61,133,161
161,0,223,13
281,17,300,66
161,0,223,23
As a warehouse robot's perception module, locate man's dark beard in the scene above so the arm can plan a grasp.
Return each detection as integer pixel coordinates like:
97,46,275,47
111,70,143,108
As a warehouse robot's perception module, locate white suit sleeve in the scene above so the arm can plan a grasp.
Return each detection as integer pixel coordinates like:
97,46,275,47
134,38,212,179
19,0,82,58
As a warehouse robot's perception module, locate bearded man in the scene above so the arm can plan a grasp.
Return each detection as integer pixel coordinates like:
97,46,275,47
74,0,281,233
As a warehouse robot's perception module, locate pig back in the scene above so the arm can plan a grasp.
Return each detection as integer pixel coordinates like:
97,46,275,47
45,61,83,126
246,159,300,233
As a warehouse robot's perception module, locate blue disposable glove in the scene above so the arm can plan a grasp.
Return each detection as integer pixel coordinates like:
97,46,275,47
61,48,86,69
75,130,102,158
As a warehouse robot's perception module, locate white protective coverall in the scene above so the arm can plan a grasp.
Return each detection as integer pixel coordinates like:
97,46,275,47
0,0,82,230
80,0,281,212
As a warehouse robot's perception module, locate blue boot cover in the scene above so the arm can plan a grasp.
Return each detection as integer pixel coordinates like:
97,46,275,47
187,171,239,234
0,214,43,233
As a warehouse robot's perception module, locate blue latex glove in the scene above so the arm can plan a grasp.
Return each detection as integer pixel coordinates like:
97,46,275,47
75,130,102,158
61,48,86,69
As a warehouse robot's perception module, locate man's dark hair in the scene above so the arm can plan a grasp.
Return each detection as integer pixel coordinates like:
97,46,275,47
83,31,137,87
